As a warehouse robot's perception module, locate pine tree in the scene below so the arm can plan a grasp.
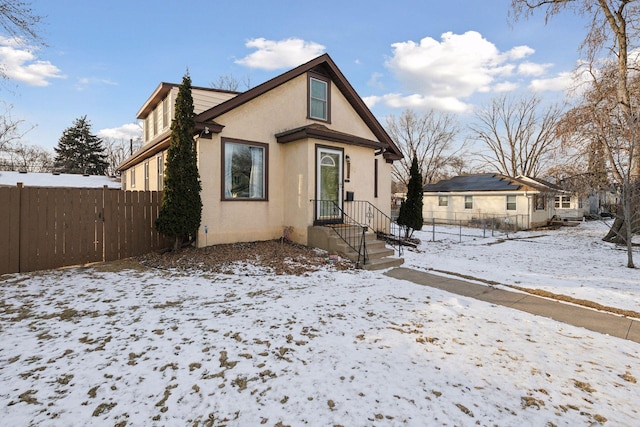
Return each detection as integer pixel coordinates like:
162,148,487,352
53,116,108,175
397,155,423,238
155,72,202,251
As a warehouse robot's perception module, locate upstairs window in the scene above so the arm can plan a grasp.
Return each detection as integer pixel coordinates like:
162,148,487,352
152,108,158,137
309,75,329,121
162,97,169,129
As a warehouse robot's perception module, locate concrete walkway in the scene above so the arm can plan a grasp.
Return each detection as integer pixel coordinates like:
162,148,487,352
384,267,640,344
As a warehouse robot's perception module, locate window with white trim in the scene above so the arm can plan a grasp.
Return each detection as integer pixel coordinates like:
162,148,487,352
506,195,516,211
157,153,164,191
222,139,268,200
464,195,473,209
144,161,150,191
162,97,169,129
554,195,571,209
130,166,136,188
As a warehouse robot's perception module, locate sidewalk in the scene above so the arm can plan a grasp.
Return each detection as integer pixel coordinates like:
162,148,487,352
384,267,640,344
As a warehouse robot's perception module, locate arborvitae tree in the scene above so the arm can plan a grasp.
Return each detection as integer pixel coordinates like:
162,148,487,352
53,116,108,175
155,72,202,251
397,155,423,238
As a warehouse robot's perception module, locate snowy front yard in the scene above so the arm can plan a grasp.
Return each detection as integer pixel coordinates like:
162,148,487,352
0,221,638,426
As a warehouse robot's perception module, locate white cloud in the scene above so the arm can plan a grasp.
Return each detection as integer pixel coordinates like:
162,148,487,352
75,77,118,91
503,45,535,61
518,61,552,76
98,123,142,140
364,92,472,113
372,31,571,112
0,36,64,86
529,71,575,92
235,38,326,70
386,31,527,98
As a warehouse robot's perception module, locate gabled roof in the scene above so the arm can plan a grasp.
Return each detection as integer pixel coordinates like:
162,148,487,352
195,53,402,160
423,174,565,193
118,54,402,173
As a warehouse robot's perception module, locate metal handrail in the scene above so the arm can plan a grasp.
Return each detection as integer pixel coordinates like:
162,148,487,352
342,200,404,256
312,200,368,267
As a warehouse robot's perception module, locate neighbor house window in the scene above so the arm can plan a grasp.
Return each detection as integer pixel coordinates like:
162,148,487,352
506,195,517,211
309,74,330,121
157,153,164,191
144,117,150,141
554,195,571,209
534,194,546,210
162,97,169,129
438,195,448,207
222,139,268,200
144,161,150,191
152,108,158,137
464,195,473,209
130,166,136,188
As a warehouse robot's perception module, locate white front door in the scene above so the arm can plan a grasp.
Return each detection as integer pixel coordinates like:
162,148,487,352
315,146,343,223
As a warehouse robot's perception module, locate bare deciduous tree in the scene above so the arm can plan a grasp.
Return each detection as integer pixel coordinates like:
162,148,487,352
103,136,142,177
210,74,251,92
386,109,465,189
0,141,52,171
468,94,564,178
0,101,32,151
0,0,45,45
511,0,639,267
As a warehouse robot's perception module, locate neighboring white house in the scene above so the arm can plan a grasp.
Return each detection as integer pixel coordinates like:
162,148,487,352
422,174,589,229
0,171,121,189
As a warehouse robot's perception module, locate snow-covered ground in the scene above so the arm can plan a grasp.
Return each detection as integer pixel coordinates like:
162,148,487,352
0,221,638,426
408,219,640,313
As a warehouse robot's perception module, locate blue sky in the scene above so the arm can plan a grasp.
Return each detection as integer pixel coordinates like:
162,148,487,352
1,0,589,151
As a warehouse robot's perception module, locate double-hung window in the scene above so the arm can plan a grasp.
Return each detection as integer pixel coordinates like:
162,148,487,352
554,195,571,209
157,153,164,191
309,74,329,121
222,139,268,200
506,195,516,211
438,196,448,207
464,195,473,209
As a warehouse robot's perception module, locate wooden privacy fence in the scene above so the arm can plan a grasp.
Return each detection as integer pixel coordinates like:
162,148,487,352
0,185,169,275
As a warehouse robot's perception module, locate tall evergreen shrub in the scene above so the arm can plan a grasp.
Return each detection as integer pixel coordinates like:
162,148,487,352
397,155,423,238
155,72,202,251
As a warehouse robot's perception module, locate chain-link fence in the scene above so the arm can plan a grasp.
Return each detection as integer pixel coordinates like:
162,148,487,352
422,214,528,242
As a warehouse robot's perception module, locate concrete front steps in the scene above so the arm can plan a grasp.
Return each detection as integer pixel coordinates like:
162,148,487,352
307,225,404,270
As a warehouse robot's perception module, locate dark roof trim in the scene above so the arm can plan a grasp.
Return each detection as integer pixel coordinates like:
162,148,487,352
195,53,403,160
137,82,240,119
276,124,385,150
117,137,170,172
117,122,223,171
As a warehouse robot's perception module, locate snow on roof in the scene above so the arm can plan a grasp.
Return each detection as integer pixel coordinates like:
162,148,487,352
0,171,121,189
